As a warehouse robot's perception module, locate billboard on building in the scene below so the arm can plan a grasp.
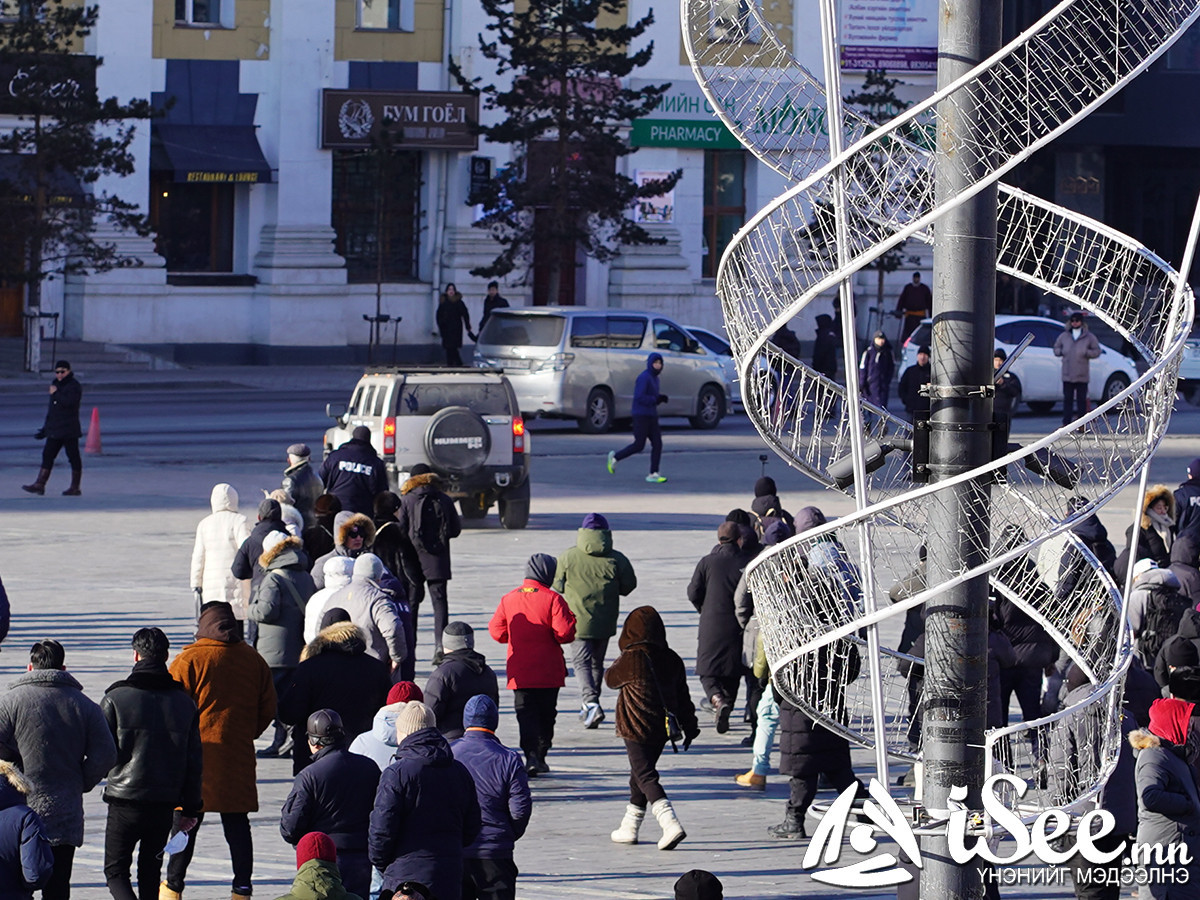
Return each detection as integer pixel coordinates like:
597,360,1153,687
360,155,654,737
839,0,937,71
320,90,479,151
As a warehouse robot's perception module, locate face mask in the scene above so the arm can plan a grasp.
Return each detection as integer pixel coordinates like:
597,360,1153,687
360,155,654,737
163,830,189,855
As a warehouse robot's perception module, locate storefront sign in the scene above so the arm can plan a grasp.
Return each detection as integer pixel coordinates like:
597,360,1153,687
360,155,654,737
633,170,675,223
0,55,97,115
839,0,937,71
320,89,479,151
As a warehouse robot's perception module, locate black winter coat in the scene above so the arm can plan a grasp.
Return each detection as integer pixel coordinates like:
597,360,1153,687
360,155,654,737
437,297,473,350
231,518,289,594
424,651,500,740
898,362,930,413
687,542,748,678
0,764,51,899
40,374,81,440
319,440,389,517
100,662,203,816
368,727,481,900
777,699,851,777
992,561,1058,669
396,476,462,582
280,743,381,853
278,623,392,774
283,461,324,529
1176,479,1200,541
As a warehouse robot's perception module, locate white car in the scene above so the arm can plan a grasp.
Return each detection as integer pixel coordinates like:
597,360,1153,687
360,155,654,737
899,314,1139,413
1179,326,1200,403
684,325,777,410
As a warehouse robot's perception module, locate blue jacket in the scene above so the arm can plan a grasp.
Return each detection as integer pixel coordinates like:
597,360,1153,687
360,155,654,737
0,763,52,898
450,729,531,859
280,743,381,853
368,727,481,900
631,353,663,418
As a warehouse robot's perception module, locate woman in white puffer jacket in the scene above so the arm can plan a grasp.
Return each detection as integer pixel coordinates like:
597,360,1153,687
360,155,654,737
190,483,251,617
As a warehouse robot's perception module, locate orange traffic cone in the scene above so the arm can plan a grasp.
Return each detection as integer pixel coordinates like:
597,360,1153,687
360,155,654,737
84,407,102,455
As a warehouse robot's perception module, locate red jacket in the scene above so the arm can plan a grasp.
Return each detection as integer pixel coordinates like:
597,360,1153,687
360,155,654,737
489,580,577,689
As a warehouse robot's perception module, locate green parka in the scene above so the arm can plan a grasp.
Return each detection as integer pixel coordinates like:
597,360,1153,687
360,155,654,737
273,859,362,900
552,528,637,640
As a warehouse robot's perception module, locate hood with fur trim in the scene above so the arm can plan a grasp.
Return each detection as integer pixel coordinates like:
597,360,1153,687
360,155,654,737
299,621,367,661
1143,484,1177,529
335,512,376,548
259,535,304,569
1130,729,1162,751
0,759,31,811
400,471,440,495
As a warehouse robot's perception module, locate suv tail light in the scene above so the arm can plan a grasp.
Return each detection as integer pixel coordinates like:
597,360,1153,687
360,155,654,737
512,416,525,454
535,352,574,373
383,417,396,456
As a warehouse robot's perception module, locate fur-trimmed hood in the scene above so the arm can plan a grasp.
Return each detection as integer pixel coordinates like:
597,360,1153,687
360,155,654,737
1130,729,1162,750
259,535,304,569
299,621,367,662
400,472,440,495
0,759,31,804
1143,484,1177,529
335,512,375,548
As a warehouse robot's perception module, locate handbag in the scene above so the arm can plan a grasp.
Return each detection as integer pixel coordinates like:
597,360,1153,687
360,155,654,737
642,651,684,752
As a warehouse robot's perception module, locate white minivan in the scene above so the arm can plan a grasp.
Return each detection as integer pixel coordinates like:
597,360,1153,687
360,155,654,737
473,308,732,432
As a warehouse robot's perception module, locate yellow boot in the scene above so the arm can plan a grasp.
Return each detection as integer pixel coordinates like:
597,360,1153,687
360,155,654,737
735,770,767,790
159,884,181,900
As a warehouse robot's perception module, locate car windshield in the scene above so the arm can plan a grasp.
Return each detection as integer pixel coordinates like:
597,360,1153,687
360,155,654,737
478,312,565,347
396,382,512,416
689,329,731,356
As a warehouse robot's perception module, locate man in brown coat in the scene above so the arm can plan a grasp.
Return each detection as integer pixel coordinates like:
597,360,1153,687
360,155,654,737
164,602,276,899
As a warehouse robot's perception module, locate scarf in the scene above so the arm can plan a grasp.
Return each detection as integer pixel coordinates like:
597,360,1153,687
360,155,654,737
1148,508,1175,552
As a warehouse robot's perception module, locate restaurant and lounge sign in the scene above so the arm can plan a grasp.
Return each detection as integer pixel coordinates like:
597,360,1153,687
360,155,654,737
320,89,479,151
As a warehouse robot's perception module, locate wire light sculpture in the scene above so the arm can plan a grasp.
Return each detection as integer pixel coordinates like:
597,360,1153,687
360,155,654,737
684,0,1200,820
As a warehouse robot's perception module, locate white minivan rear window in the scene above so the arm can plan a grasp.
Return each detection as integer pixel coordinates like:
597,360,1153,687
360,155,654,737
478,312,565,347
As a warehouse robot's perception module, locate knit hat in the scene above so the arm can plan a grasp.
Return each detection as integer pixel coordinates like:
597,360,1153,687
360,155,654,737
725,508,751,526
1167,640,1200,668
873,330,885,339
296,831,337,868
314,494,342,517
261,530,288,556
287,443,310,458
53,359,70,371
353,553,384,582
524,553,557,587
258,498,282,522
581,512,609,530
753,476,777,498
1068,311,1084,322
387,681,424,705
994,348,1007,362
443,621,474,653
1132,558,1158,581
395,702,436,742
374,491,401,519
717,522,740,544
463,694,500,731
1065,663,1090,693
409,463,432,476
352,425,371,442
674,869,724,900
917,345,931,356
1189,457,1200,481
318,607,352,630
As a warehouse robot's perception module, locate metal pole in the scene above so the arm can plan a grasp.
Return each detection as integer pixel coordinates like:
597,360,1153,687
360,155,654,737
921,0,1001,897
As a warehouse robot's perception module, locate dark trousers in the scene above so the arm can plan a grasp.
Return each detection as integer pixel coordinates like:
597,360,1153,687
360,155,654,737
43,844,75,900
41,436,81,471
1070,831,1130,900
786,734,859,820
624,738,668,808
445,346,464,366
338,849,371,899
513,688,559,759
744,677,763,728
462,857,518,900
699,675,740,708
999,665,1043,724
165,811,253,895
104,801,175,900
1062,380,1088,424
614,415,662,473
267,666,295,749
409,576,450,655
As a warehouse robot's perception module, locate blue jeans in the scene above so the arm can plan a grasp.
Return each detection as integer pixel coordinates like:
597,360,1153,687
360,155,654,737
751,689,779,775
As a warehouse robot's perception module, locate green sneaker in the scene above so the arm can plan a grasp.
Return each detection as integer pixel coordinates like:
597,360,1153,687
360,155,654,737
645,473,667,483
606,451,616,474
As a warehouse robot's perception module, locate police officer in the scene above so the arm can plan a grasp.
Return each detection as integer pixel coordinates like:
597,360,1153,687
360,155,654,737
318,426,389,517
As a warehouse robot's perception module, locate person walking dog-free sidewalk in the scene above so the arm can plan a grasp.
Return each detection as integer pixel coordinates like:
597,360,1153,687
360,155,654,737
22,359,84,496
608,353,669,484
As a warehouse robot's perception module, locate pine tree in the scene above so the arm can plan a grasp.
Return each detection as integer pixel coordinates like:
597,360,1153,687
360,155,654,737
0,1,156,370
450,0,681,303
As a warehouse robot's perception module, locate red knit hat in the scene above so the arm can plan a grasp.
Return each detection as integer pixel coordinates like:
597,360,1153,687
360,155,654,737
1149,697,1195,747
296,831,337,868
388,681,423,705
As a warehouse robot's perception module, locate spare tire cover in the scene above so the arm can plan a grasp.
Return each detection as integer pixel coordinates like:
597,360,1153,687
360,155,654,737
424,406,492,475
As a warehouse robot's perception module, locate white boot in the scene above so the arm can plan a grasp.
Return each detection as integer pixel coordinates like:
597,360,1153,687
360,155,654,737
651,798,686,850
610,804,645,844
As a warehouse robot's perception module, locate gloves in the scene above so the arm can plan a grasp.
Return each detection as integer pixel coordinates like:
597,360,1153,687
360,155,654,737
34,430,44,440
682,734,695,752
657,394,668,405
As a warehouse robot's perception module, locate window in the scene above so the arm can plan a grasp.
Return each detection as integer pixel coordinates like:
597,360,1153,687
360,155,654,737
708,0,762,43
0,0,35,22
570,316,608,349
608,317,647,349
358,0,414,32
331,149,422,284
654,319,699,353
478,312,565,347
397,383,513,416
702,150,746,279
150,174,235,273
175,0,224,26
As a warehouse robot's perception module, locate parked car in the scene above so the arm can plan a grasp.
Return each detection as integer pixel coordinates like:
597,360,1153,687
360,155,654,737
899,314,1139,413
472,308,731,433
683,324,777,410
1179,324,1200,403
324,368,531,528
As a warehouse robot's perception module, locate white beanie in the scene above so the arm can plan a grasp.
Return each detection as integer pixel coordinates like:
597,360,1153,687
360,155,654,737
394,702,435,742
1133,558,1158,581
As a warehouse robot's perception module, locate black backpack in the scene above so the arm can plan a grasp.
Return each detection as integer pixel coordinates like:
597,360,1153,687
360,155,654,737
411,492,448,556
1138,585,1193,666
